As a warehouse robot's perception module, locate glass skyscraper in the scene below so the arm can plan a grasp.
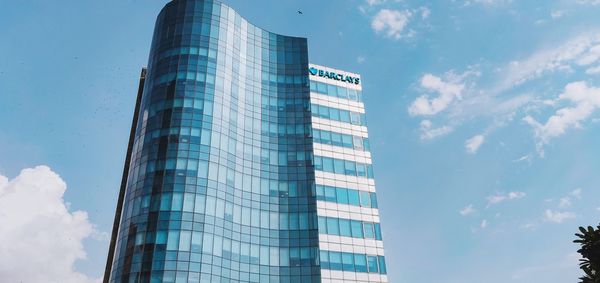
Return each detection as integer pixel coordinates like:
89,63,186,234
104,1,387,282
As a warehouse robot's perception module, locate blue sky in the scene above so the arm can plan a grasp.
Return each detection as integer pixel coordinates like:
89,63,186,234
1,0,600,282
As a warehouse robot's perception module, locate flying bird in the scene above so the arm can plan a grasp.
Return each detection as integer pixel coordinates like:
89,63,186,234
297,10,303,15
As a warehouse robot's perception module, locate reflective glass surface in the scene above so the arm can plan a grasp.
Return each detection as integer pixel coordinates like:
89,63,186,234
108,1,319,282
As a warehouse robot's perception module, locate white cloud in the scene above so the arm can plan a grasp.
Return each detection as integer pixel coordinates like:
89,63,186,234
586,65,600,74
571,188,582,199
558,188,583,208
465,135,485,154
558,197,572,208
466,0,513,5
409,74,466,116
480,219,489,229
578,0,600,5
460,204,476,216
487,191,526,206
0,166,100,283
524,81,600,154
544,209,576,223
371,9,412,40
366,0,386,6
551,10,565,19
419,119,454,140
420,7,431,19
498,34,600,91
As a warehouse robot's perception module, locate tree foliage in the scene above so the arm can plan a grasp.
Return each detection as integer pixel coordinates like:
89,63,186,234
574,224,600,283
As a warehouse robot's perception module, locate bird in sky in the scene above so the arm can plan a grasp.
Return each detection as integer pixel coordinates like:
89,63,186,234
297,10,303,15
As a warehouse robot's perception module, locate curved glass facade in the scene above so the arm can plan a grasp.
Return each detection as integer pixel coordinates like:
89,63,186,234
107,0,320,282
106,1,389,282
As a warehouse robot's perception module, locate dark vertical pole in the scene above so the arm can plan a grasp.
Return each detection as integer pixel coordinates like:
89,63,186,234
103,68,147,283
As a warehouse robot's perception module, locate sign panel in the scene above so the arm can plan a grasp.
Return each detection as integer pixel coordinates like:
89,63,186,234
309,67,360,85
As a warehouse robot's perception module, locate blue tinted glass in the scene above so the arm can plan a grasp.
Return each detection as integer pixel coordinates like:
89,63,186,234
327,218,340,235
375,223,383,240
355,254,367,272
342,253,354,271
367,256,379,273
364,223,375,239
351,221,364,238
360,191,371,207
336,188,349,204
330,252,342,270
379,256,387,274
348,190,360,206
339,219,352,237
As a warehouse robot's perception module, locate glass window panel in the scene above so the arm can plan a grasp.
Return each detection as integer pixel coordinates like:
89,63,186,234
379,256,387,274
348,190,360,206
320,251,329,269
324,186,337,202
179,231,191,252
367,256,379,273
334,159,345,175
357,164,367,177
371,192,379,208
342,135,353,148
330,108,340,121
329,252,342,270
351,220,364,238
354,254,367,273
340,110,351,123
191,232,202,253
331,132,342,146
327,84,338,96
342,253,354,271
375,223,383,240
344,161,356,176
336,188,348,205
318,217,327,233
156,231,167,244
339,219,352,237
323,157,334,173
317,82,327,93
167,231,179,250
321,131,331,145
171,193,183,211
360,191,371,207
326,218,339,235
364,223,375,239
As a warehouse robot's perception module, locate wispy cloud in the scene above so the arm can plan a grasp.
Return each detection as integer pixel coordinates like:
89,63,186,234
480,219,489,229
544,209,576,223
465,134,485,154
409,73,466,116
460,204,476,216
487,191,526,206
419,120,454,140
524,81,600,155
407,32,600,156
371,9,413,40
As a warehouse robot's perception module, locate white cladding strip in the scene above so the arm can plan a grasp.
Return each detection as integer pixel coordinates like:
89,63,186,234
321,270,388,283
310,92,365,114
308,63,362,92
312,117,369,138
317,200,380,218
313,143,372,162
317,207,381,224
319,235,385,253
315,177,375,193
316,171,376,187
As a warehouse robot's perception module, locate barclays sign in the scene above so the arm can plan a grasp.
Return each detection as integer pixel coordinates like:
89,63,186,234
309,67,360,85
